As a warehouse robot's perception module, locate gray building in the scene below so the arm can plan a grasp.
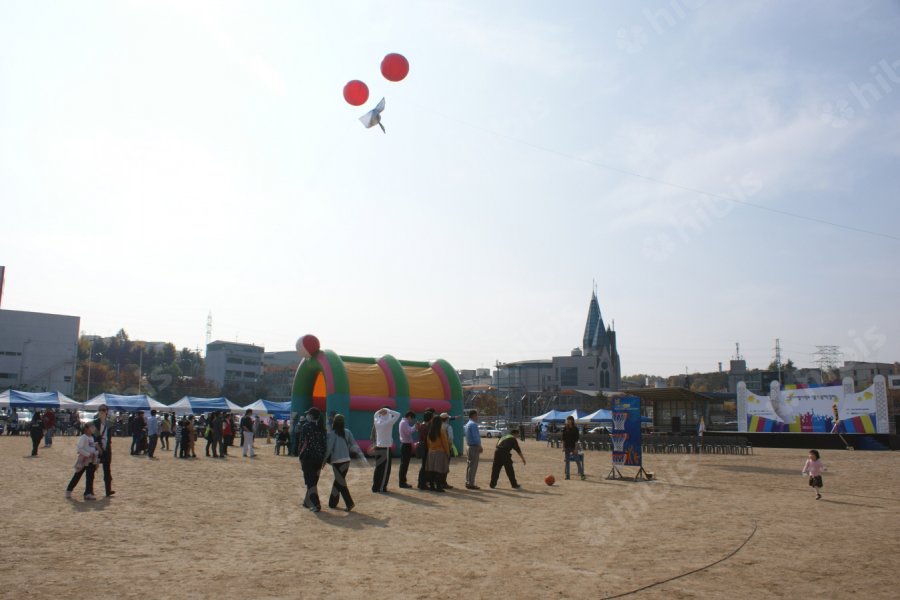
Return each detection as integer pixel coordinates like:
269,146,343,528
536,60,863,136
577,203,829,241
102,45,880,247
0,309,80,395
261,350,300,401
205,341,264,390
840,361,894,389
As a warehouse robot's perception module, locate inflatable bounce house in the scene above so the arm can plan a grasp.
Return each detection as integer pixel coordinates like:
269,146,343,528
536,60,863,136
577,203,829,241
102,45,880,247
291,335,464,454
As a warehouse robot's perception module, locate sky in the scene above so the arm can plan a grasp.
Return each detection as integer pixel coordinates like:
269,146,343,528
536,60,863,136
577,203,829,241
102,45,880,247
2,0,899,376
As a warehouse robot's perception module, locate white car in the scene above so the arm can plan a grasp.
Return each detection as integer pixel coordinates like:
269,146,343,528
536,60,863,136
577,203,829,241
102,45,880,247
478,425,502,438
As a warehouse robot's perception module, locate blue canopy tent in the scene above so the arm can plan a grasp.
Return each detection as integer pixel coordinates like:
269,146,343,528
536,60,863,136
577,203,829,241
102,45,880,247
576,408,613,424
0,390,82,409
85,393,167,412
170,396,241,415
246,399,291,419
532,409,591,423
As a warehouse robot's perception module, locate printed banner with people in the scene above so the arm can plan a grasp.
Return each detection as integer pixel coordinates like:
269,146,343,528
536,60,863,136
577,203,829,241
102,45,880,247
737,376,888,434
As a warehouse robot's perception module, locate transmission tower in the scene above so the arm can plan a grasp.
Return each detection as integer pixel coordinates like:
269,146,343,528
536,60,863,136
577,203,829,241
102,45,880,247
774,338,782,382
814,345,841,371
206,311,212,345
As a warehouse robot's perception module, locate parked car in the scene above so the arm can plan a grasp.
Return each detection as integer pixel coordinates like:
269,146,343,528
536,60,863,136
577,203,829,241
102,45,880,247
588,426,610,434
478,425,502,438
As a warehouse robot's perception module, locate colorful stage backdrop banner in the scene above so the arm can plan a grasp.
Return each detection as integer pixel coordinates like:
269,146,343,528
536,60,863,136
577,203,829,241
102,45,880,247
612,396,642,467
737,376,889,434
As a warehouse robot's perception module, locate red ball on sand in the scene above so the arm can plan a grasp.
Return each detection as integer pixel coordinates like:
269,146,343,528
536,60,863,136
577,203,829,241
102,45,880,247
381,53,409,82
343,80,369,106
544,474,555,486
296,335,321,359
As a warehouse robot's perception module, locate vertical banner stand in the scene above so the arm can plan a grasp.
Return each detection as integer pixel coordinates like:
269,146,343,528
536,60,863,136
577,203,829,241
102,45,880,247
607,397,652,481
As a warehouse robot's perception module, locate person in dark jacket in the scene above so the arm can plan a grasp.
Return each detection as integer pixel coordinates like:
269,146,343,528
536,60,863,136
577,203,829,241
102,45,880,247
297,407,327,512
29,411,44,456
489,430,526,489
93,405,115,497
562,415,584,480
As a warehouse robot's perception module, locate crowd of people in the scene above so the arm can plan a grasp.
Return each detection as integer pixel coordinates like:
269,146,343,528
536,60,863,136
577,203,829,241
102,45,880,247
7,405,581,507
293,406,530,513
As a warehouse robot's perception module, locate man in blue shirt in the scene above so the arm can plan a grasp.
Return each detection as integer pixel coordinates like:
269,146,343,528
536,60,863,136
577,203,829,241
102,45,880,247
464,410,482,489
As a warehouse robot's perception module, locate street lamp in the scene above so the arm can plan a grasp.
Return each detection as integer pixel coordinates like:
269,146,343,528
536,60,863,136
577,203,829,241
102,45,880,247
86,348,102,401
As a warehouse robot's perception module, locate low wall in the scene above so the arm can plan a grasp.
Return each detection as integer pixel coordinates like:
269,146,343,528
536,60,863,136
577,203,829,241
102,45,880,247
706,431,899,450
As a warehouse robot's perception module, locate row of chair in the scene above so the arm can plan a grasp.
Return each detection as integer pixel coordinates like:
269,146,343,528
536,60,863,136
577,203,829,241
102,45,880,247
546,434,753,455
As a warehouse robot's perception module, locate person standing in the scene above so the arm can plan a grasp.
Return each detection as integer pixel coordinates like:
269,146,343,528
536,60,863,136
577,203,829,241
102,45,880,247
439,413,455,489
29,411,44,456
66,421,99,500
398,411,416,489
146,410,159,459
130,411,146,455
173,416,183,458
205,412,220,458
489,430,525,489
464,410,482,490
370,407,400,493
562,415,584,480
221,415,232,457
324,413,361,511
93,405,115,497
159,414,171,450
186,416,198,458
42,408,56,447
298,407,327,512
241,409,256,458
424,415,450,492
416,410,434,490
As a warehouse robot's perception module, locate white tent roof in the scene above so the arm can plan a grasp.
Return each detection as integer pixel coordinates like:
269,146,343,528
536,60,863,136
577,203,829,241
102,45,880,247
84,393,167,412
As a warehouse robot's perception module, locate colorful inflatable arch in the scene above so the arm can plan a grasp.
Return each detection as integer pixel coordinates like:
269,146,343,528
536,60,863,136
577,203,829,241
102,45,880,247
291,343,464,454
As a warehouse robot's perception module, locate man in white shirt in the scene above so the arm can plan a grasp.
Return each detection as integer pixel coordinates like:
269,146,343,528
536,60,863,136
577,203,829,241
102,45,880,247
398,411,416,489
371,407,400,493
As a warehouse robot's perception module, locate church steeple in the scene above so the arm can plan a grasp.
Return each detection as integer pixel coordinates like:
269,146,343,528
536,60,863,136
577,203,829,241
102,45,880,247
582,291,609,355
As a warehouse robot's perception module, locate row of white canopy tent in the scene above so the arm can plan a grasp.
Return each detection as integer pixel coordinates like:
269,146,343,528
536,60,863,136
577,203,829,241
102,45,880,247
1,390,290,417
531,408,614,424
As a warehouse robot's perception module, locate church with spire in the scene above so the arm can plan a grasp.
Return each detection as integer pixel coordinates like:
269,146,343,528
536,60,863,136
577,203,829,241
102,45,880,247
492,288,622,396
551,289,621,391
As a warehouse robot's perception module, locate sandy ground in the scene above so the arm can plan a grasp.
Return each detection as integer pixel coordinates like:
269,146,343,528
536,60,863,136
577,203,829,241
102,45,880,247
0,434,897,600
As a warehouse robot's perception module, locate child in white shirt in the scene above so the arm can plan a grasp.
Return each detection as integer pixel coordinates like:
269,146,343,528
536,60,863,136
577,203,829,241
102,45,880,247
66,422,99,500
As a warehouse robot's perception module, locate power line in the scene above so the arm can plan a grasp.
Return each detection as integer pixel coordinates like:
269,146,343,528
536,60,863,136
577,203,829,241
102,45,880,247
439,113,900,242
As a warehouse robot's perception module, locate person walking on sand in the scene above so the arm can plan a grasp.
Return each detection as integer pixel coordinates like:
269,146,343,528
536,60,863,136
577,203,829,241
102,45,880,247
562,415,585,480
370,407,400,493
93,405,115,497
802,449,827,500
464,410,482,490
29,410,45,456
241,409,256,458
42,408,56,448
489,430,525,489
66,421,99,500
298,407,327,512
324,413,361,511
398,411,416,489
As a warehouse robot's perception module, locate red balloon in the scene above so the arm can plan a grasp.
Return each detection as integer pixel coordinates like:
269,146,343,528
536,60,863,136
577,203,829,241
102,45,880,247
381,53,409,82
343,80,369,106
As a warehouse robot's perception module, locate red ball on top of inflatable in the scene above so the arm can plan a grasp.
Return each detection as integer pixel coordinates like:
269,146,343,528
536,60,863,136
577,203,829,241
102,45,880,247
296,334,321,359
